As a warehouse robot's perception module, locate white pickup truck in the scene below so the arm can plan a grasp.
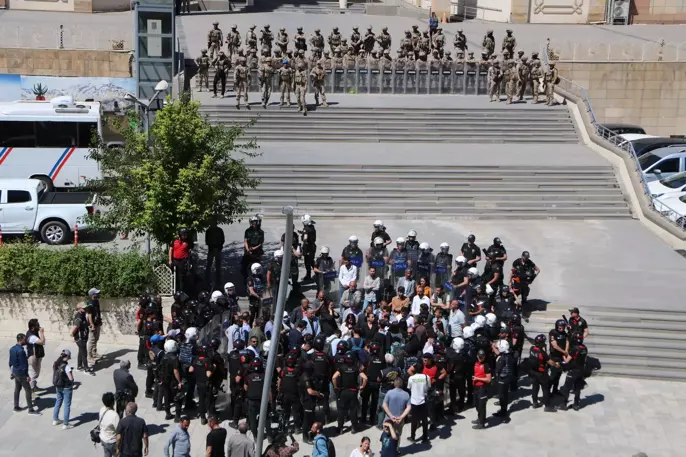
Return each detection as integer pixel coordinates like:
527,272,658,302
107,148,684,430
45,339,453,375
0,179,95,245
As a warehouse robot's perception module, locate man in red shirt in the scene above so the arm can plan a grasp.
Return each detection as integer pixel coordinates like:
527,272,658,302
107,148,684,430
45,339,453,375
169,228,194,293
472,348,491,430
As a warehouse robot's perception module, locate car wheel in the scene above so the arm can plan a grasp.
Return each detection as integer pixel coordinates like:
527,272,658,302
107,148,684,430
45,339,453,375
677,217,686,229
41,221,69,245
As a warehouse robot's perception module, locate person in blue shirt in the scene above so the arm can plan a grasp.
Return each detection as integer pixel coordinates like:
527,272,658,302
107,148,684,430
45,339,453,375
311,422,329,457
429,12,439,38
9,333,39,414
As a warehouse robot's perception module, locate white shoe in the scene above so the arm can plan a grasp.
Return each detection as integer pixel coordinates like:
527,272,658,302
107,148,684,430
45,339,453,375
62,424,73,430
53,420,63,426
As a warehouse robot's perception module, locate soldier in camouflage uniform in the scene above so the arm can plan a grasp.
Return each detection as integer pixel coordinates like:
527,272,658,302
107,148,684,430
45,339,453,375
328,27,342,54
259,56,275,108
332,47,344,70
246,25,258,54
529,52,542,103
411,25,421,52
272,49,283,69
356,49,367,68
516,49,525,64
310,29,325,56
502,29,516,56
234,56,250,109
432,27,446,58
195,49,210,92
368,50,380,69
479,51,490,66
454,29,468,54
207,22,223,61
442,51,454,68
516,55,530,102
260,25,274,54
248,49,260,70
396,49,407,69
310,61,328,107
294,27,307,53
278,61,294,107
488,60,502,102
276,28,289,55
543,62,559,106
400,31,413,57
226,25,241,61
319,50,332,69
350,27,362,55
418,31,431,59
505,52,518,104
455,50,465,64
466,51,476,65
363,26,376,55
340,38,350,56
482,30,495,58
212,51,231,99
295,49,307,70
376,27,392,52
294,63,308,115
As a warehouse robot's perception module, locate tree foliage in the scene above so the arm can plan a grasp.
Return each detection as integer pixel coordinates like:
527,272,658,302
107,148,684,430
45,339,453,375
88,97,259,245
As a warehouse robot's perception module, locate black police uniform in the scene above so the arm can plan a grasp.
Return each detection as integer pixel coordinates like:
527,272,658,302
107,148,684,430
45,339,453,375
485,242,507,266
227,348,244,422
282,231,301,289
315,255,335,293
149,345,165,409
450,265,468,302
341,245,364,272
462,338,477,405
279,365,302,432
247,274,267,326
415,251,434,282
178,341,196,409
483,257,504,296
310,351,332,418
193,352,213,422
360,353,385,423
209,351,225,415
548,329,568,395
511,258,537,303
370,229,391,248
159,352,182,420
494,351,515,417
509,319,525,392
528,344,552,408
493,292,516,320
143,320,162,392
460,242,481,265
113,367,139,417
299,374,318,441
337,364,361,432
568,316,588,338
447,347,467,413
245,369,266,438
301,224,317,280
267,258,283,300
242,225,265,278
432,353,448,424
560,343,588,409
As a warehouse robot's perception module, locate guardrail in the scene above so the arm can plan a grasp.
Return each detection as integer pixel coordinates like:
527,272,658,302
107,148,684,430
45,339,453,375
541,45,686,232
547,40,686,62
449,3,504,21
0,25,131,51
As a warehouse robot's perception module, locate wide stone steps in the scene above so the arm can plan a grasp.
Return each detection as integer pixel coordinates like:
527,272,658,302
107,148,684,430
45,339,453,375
524,304,686,381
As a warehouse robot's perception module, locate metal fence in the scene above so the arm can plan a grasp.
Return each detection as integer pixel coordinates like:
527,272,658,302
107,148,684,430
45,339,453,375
153,264,175,296
542,47,686,231
547,40,686,62
0,25,131,51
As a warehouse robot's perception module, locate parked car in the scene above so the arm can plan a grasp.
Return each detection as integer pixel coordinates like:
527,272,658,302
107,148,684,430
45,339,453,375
617,134,658,146
0,179,95,244
652,193,686,228
599,123,646,136
638,148,686,183
632,137,686,158
648,171,686,198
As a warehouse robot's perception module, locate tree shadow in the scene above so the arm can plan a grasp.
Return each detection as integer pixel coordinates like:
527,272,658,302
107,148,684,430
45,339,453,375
522,298,550,320
147,423,170,437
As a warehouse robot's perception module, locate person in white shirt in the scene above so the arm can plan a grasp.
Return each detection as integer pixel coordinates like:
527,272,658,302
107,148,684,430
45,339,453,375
447,299,466,339
407,367,431,443
99,392,120,457
410,287,431,317
338,257,358,304
349,436,372,457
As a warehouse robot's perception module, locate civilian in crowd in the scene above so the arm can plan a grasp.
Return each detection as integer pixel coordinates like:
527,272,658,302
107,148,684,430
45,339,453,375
164,415,192,457
52,349,75,428
25,319,46,394
338,256,358,305
9,333,40,415
390,287,409,314
99,392,120,457
311,422,329,457
87,287,103,363
363,267,380,308
116,402,149,457
206,415,227,457
350,436,372,457
113,360,139,417
407,360,431,443
395,270,415,300
380,419,399,457
411,286,431,317
72,302,95,374
226,422,254,457
448,299,465,339
265,433,299,457
382,378,411,451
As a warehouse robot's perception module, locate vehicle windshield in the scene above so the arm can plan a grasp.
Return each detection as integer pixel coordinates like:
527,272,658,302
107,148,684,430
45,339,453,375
639,153,662,170
660,171,686,189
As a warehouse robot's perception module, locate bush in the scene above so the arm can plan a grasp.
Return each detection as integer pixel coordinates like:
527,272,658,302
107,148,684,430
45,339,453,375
0,241,154,297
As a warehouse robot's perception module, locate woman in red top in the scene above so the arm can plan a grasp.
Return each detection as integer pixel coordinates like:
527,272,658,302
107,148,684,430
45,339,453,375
169,228,193,293
472,348,492,430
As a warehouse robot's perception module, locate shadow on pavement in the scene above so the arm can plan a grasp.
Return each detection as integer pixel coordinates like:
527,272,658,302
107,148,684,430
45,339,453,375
71,411,99,427
95,348,137,372
147,423,171,437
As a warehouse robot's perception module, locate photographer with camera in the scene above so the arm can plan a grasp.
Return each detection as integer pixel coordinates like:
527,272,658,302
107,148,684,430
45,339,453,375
264,433,299,457
113,360,139,418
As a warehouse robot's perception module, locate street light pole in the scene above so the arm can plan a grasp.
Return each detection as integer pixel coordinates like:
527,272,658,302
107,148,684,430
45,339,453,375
255,206,294,456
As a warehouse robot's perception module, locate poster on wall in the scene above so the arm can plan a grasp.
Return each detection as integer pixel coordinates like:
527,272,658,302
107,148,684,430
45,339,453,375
0,74,136,111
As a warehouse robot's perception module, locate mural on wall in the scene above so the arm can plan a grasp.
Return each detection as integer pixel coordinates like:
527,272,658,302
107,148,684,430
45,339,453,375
0,74,135,111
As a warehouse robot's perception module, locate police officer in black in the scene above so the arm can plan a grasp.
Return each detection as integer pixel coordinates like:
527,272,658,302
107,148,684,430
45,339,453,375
493,285,516,320
370,220,392,248
247,263,267,326
360,342,385,424
333,354,368,434
508,312,525,392
113,360,139,417
528,334,558,412
160,340,183,422
568,307,589,339
559,333,588,411
25,319,45,391
333,341,349,372
227,340,246,428
460,234,482,267
208,338,225,417
431,346,449,426
483,250,504,296
136,296,151,368
492,340,515,420
281,226,302,291
299,361,321,444
190,344,215,425
510,251,540,306
278,352,302,434
450,256,469,302
178,333,197,411
341,236,364,271
309,336,333,420
148,336,166,409
549,319,569,396
244,358,268,439
299,215,317,281
485,237,507,266
447,339,468,414
242,215,265,281
313,247,335,294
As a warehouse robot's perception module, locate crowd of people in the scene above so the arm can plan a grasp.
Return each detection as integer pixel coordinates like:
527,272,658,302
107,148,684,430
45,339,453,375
195,23,560,108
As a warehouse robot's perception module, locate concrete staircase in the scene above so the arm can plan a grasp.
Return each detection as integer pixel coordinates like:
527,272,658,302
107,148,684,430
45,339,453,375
523,303,686,382
268,0,367,14
246,164,631,218
200,106,581,143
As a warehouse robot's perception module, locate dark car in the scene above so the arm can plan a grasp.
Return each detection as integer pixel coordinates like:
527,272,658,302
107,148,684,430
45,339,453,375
632,137,686,158
599,123,646,136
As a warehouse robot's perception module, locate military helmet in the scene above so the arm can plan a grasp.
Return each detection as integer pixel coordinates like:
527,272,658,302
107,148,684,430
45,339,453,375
506,29,513,33
264,24,270,29
250,24,256,29
280,27,285,32
341,38,348,43
232,24,237,29
333,26,339,32
458,29,464,34
412,25,418,29
358,49,365,55
503,50,510,56
201,48,207,53
468,51,474,55
382,27,388,32
213,21,219,26
405,30,411,35
315,28,321,33
549,62,556,66
487,29,493,34
532,51,539,57
324,50,330,55
521,56,528,61
353,26,359,30
367,25,373,30
297,26,303,31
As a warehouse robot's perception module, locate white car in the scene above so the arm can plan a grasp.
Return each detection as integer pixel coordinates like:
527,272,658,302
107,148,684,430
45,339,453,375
618,133,658,146
648,171,686,198
653,193,686,227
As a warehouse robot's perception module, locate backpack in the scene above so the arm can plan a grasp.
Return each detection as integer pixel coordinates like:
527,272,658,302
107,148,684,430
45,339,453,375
350,337,364,353
52,362,66,388
390,341,405,369
316,435,336,457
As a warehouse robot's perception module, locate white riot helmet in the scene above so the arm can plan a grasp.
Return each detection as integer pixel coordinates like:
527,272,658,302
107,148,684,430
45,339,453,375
470,322,481,333
485,284,494,296
164,339,178,353
301,214,313,225
320,246,330,255
463,326,475,339
224,282,235,294
396,237,406,245
185,327,198,341
250,263,262,275
456,256,467,266
349,235,359,244
274,249,284,259
373,236,384,247
211,290,223,303
486,313,497,326
419,242,430,251
497,339,510,354
407,230,417,238
474,315,486,328
373,220,384,228
440,242,449,252
468,267,479,276
451,337,464,352
262,340,272,353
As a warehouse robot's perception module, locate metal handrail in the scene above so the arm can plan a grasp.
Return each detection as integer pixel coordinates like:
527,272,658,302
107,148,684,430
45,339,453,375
541,44,686,231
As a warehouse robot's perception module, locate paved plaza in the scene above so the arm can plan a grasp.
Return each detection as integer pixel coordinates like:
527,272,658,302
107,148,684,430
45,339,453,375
0,339,682,457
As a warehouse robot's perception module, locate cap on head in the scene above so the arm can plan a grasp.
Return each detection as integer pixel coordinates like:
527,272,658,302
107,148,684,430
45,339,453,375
569,307,580,315
88,287,101,297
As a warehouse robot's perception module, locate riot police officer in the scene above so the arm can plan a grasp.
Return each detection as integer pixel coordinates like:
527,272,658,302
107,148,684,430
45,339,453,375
341,235,364,273
450,256,469,303
333,353,368,434
528,334,558,412
447,337,467,413
148,335,166,410
509,311,525,392
189,344,214,425
415,242,434,283
278,352,302,433
360,342,385,424
472,348,491,430
493,340,514,420
228,340,248,428
136,295,151,368
267,249,284,302
368,237,389,279
160,339,183,422
244,359,267,438
486,237,508,267
559,333,588,411
434,242,453,288
388,237,409,287
309,336,333,420
299,214,317,281
483,250,504,296
247,263,268,326
313,246,335,295
208,338,225,416
242,215,264,281
299,361,321,444
493,285,516,319
179,327,198,411
549,319,569,396
510,251,540,306
460,234,482,267
369,220,391,248
281,226,302,291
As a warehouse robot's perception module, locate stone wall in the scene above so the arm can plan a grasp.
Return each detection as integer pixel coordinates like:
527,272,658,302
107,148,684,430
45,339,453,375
557,61,686,136
632,0,686,23
0,48,131,78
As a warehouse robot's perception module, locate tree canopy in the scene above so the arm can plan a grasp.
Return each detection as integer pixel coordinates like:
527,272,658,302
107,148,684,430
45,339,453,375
88,97,259,246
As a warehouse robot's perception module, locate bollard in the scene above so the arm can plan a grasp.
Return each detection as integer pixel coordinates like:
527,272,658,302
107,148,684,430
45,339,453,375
74,224,79,246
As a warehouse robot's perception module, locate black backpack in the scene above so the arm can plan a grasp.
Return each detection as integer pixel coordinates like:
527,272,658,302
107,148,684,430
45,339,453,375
52,362,66,388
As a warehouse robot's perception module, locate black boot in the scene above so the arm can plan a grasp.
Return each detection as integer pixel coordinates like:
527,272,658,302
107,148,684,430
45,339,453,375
572,402,581,411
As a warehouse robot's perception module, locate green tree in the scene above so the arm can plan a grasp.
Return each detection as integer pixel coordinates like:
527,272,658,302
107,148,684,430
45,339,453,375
87,97,259,246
